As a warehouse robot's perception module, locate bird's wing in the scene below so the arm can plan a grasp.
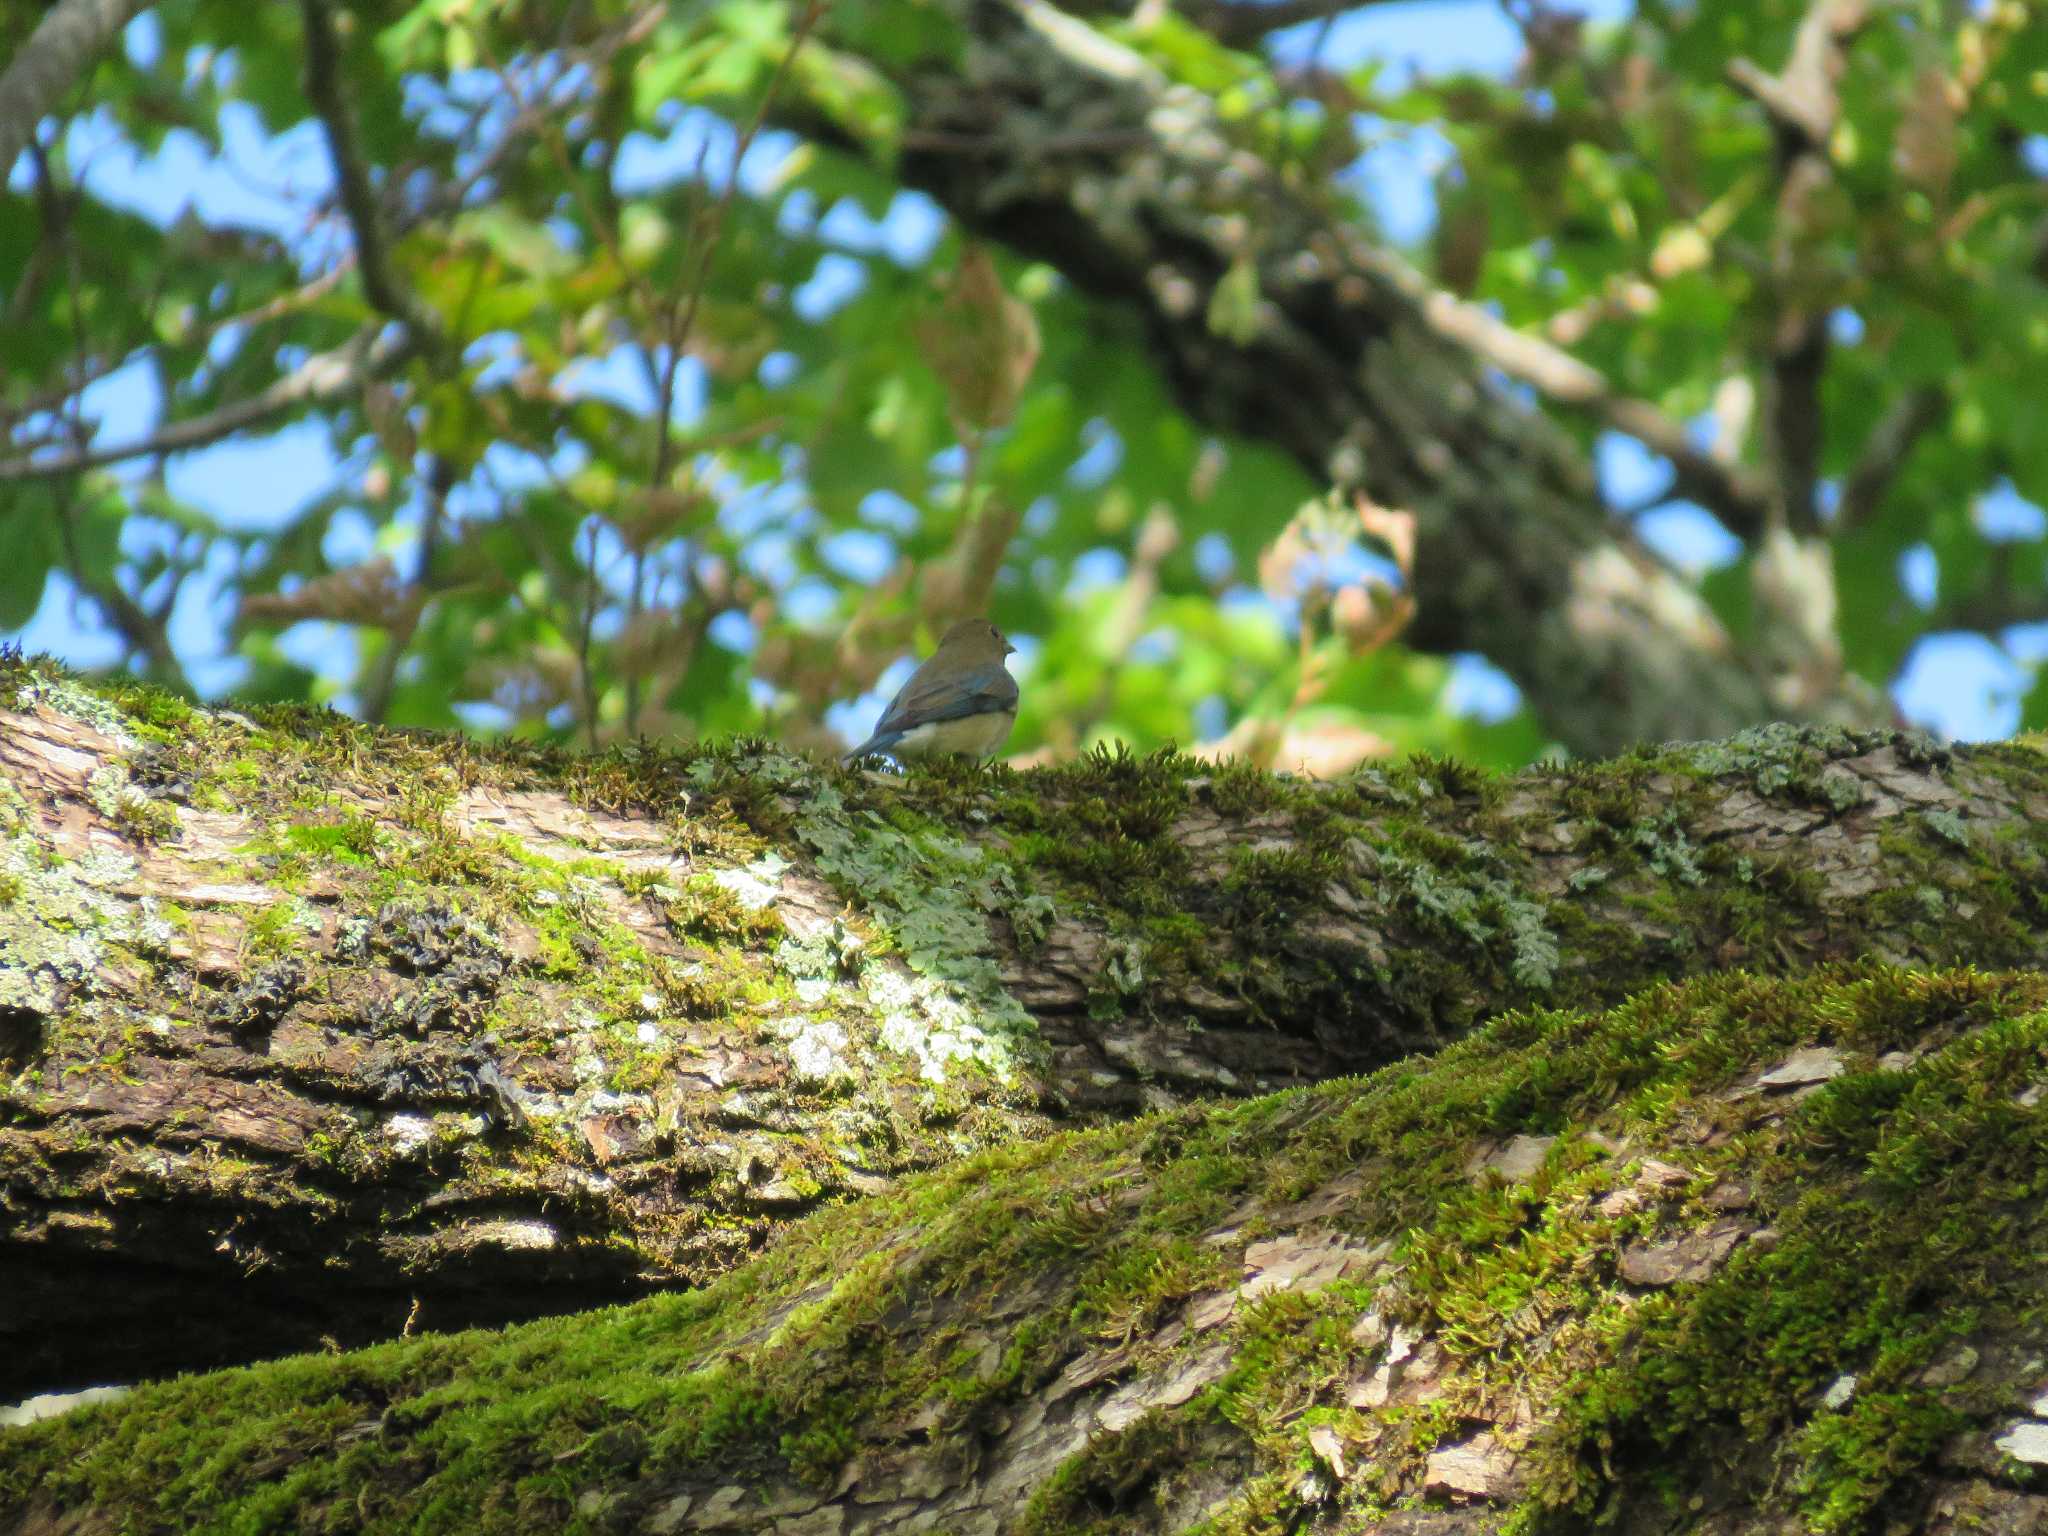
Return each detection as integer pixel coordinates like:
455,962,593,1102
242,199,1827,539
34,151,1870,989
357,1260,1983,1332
870,659,1018,740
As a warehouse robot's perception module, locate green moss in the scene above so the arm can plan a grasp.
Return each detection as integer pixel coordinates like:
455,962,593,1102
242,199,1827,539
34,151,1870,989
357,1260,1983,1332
7,964,2042,1533
1019,1409,1212,1535
1013,744,1194,913
276,817,384,865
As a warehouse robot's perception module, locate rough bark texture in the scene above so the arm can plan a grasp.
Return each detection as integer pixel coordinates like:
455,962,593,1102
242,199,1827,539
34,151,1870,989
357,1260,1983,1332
0,0,151,183
6,965,2047,1534
3,663,2048,1399
826,0,1892,758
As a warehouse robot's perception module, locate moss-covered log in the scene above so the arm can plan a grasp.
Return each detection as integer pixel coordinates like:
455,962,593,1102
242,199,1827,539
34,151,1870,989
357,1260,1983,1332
7,964,2048,1534
4,661,2048,1397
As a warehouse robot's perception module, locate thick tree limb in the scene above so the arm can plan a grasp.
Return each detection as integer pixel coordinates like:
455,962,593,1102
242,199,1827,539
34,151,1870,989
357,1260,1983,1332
3,670,2045,1394
0,0,151,185
7,965,2047,1533
1412,283,1774,537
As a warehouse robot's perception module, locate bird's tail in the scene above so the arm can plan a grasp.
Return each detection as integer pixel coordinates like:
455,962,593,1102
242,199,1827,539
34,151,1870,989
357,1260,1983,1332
843,730,899,765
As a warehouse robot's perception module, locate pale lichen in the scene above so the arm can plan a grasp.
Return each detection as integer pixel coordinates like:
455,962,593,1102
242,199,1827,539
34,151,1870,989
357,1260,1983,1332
781,1016,852,1087
0,835,153,1015
1374,849,1561,993
711,852,790,910
792,777,1042,1081
12,669,135,743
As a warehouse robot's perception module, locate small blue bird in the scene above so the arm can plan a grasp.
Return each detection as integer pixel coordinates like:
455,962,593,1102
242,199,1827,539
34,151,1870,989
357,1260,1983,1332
845,618,1019,763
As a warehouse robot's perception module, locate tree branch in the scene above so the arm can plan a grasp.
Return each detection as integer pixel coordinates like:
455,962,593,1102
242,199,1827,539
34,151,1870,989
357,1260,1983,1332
1169,0,1403,49
1726,0,1869,148
0,328,413,483
53,500,185,686
16,962,2043,1531
299,0,445,347
1837,385,1946,532
0,0,152,183
1928,564,2048,636
1728,0,1871,536
0,686,2041,1394
810,0,1888,756
1412,284,1775,538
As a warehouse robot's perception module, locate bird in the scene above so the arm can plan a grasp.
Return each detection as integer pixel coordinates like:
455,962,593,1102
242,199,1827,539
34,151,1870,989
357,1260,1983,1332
844,618,1019,764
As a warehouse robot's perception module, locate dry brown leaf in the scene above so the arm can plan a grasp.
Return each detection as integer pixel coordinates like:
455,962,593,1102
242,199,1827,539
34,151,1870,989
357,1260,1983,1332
1895,64,1958,203
614,483,711,551
238,556,418,631
914,245,1041,437
1354,491,1416,583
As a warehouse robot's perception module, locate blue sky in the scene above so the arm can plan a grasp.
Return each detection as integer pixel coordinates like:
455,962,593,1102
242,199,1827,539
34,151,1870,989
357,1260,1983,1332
5,0,2042,743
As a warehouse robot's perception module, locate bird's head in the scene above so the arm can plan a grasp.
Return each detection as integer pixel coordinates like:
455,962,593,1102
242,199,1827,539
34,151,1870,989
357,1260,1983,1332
937,617,1016,659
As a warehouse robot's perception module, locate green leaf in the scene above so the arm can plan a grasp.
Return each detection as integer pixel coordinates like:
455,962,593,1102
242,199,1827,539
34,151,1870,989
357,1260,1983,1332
1205,256,1263,345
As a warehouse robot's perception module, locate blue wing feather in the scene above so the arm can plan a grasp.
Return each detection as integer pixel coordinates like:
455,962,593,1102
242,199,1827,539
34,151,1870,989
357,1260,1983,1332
848,658,1017,759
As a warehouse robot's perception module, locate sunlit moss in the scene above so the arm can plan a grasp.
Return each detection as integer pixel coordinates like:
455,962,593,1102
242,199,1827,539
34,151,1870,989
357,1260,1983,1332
5,964,2045,1532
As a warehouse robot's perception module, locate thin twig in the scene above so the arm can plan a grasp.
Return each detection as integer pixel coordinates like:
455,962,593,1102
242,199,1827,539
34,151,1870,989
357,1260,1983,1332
631,0,824,728
0,328,415,482
357,456,454,724
653,0,828,473
577,516,604,750
36,139,189,684
300,0,445,347
1837,385,1946,532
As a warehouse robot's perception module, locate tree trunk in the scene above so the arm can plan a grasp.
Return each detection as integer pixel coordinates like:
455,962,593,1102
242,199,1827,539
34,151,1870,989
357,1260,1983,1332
804,0,1891,758
5,963,2046,1534
3,666,2046,1398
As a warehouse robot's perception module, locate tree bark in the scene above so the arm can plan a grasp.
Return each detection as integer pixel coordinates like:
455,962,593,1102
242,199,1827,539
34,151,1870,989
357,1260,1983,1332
805,0,1891,758
4,670,2047,1397
5,964,2046,1534
0,0,152,182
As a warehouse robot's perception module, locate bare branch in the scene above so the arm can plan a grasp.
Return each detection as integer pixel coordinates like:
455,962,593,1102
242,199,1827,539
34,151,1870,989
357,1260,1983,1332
299,0,444,347
1726,0,1869,149
356,455,455,725
1413,285,1774,536
54,499,185,684
632,0,821,734
653,0,827,487
0,328,413,483
1167,0,1403,50
1837,386,1946,532
1929,571,2048,637
1728,0,1871,536
0,0,152,180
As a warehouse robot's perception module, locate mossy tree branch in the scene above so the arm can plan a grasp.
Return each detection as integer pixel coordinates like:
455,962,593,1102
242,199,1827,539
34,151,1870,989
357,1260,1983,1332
7,965,2048,1533
3,660,2048,1397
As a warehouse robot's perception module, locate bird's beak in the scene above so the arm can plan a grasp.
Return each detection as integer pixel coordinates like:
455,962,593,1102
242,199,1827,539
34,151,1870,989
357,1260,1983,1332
1004,641,1017,655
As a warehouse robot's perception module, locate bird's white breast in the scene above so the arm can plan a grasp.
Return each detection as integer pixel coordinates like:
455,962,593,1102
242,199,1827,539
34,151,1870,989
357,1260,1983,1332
892,709,1016,760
